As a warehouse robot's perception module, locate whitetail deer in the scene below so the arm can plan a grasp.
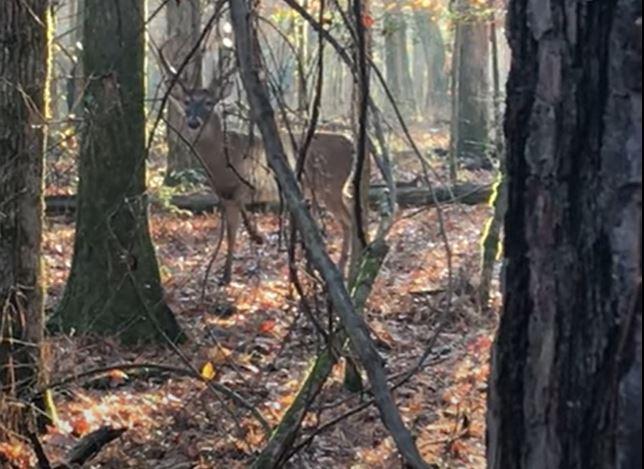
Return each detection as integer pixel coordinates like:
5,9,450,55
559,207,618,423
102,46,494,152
158,43,365,284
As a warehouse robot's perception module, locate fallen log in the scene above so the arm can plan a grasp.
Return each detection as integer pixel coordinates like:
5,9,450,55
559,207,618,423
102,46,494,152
45,182,492,216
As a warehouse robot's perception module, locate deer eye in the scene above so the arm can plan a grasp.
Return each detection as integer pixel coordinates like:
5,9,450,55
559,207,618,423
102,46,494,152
205,100,214,107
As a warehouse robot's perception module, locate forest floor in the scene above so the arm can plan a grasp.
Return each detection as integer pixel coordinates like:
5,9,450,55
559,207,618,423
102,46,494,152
4,129,501,468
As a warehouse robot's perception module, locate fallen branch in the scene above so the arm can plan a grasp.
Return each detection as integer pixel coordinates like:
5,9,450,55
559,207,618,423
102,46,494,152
28,426,126,469
44,183,492,215
65,426,127,466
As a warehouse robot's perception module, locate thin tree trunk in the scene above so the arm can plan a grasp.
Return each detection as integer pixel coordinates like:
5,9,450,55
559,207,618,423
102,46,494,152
295,1,308,112
350,0,372,278
452,0,490,164
384,8,414,115
412,20,426,117
415,11,447,119
384,10,401,107
448,12,461,185
397,13,415,114
165,0,202,184
0,0,53,437
478,9,506,309
67,0,84,116
487,1,642,468
56,0,182,345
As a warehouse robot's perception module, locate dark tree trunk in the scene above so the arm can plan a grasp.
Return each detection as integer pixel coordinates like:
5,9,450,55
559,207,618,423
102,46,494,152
487,1,642,468
452,0,490,162
0,0,52,437
57,0,182,345
165,0,202,184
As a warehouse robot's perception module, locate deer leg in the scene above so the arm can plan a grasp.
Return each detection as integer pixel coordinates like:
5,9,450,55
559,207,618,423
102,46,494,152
221,200,242,285
337,197,354,278
241,208,264,245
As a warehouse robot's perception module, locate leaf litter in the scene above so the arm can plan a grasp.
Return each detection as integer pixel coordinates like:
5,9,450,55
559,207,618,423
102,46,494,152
24,161,499,468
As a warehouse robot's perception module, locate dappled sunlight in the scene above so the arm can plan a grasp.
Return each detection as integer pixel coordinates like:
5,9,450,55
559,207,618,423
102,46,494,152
36,201,496,467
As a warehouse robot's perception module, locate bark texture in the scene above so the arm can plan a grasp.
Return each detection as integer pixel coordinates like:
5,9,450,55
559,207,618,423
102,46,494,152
0,0,51,436
487,1,642,468
57,0,182,344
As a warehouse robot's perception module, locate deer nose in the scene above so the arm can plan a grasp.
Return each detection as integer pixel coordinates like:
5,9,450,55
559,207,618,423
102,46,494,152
187,118,200,129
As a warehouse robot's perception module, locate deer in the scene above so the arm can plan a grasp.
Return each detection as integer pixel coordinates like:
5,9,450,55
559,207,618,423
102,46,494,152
158,42,366,285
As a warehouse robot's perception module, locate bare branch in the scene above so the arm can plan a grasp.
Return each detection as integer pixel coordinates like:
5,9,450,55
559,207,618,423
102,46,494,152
227,2,429,468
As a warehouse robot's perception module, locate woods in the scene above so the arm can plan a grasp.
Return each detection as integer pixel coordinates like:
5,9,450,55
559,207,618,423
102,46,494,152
1,0,641,467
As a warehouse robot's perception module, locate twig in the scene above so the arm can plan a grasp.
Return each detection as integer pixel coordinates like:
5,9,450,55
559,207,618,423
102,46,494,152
27,432,51,469
288,323,447,458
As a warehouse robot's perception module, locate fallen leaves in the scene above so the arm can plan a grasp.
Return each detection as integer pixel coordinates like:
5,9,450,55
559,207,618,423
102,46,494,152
0,441,30,469
38,166,498,468
200,362,217,381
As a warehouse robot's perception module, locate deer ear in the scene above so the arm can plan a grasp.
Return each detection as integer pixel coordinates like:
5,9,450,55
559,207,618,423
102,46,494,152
164,79,185,106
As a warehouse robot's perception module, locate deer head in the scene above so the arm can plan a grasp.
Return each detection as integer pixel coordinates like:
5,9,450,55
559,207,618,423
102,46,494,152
158,40,236,131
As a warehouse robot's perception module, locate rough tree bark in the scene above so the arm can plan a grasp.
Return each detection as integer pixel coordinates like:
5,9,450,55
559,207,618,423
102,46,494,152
164,0,203,184
487,1,642,468
0,0,53,437
451,0,490,163
228,1,428,467
56,0,182,345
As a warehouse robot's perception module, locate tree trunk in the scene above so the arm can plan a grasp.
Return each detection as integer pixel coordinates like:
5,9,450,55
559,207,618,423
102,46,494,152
384,10,402,110
452,0,490,163
164,0,202,184
350,0,372,279
478,10,507,309
0,0,53,437
414,10,447,120
384,8,415,115
66,0,84,116
412,19,425,117
57,0,182,345
487,1,642,468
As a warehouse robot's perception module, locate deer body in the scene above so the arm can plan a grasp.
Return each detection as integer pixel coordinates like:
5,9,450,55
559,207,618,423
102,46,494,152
175,89,358,284
158,41,363,284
